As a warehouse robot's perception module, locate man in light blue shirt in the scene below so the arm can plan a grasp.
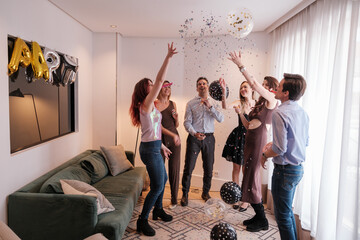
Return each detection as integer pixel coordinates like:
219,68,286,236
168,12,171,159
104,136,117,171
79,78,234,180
180,77,224,206
261,73,309,240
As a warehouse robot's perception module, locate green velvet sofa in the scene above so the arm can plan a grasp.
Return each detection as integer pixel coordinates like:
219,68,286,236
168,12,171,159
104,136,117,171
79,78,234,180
8,149,146,240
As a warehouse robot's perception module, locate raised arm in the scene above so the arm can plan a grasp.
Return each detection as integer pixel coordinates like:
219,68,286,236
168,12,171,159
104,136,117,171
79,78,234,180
228,51,277,108
143,43,177,112
219,78,228,109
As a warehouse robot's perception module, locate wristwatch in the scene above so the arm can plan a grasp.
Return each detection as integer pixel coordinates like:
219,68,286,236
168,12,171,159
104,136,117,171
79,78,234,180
239,65,246,73
262,152,268,158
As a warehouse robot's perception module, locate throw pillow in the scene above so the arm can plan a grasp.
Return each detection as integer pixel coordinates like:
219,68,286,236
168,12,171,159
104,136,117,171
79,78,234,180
80,151,109,184
60,179,115,215
0,221,21,240
40,165,91,193
100,145,134,176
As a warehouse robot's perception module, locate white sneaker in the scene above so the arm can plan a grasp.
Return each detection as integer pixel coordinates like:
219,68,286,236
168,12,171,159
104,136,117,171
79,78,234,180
169,204,177,210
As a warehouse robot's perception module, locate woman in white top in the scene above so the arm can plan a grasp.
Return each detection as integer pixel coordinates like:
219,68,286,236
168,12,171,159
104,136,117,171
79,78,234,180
129,43,177,236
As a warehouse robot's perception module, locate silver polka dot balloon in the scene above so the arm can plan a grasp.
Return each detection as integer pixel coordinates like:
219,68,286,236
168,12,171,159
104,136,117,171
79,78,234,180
210,222,237,240
220,181,242,204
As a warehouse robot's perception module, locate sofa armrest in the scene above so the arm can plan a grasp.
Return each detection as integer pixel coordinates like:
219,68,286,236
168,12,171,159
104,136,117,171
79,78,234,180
125,151,135,166
8,192,98,240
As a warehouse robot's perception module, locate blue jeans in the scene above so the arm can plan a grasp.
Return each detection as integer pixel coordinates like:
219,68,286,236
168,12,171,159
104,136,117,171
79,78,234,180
271,164,303,240
139,140,168,219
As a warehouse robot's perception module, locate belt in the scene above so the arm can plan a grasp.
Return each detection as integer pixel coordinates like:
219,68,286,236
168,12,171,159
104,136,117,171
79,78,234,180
200,133,213,136
274,163,302,169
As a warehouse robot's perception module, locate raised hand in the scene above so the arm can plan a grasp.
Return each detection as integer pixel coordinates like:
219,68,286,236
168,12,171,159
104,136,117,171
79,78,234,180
219,78,226,92
167,42,178,58
228,51,243,67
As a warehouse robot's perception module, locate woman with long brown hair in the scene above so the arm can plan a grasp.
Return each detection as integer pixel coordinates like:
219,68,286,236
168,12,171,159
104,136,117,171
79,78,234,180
129,43,177,236
220,79,255,212
228,51,279,232
155,81,181,209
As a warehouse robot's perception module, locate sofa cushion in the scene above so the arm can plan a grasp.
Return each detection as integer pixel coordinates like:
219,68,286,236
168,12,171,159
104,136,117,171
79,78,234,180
100,145,134,176
60,179,115,215
80,151,109,184
39,165,91,193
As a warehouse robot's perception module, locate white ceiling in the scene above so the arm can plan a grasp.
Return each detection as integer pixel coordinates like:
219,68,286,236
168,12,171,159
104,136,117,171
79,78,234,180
49,0,306,38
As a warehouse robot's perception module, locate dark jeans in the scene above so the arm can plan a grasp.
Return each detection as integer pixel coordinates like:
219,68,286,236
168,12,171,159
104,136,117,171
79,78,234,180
182,133,215,194
271,164,304,240
139,140,168,219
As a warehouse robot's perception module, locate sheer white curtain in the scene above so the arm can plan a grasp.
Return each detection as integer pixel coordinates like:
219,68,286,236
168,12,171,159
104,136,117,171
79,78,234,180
268,0,360,239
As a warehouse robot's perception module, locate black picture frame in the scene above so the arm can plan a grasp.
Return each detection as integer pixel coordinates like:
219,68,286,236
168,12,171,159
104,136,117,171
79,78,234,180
8,35,76,153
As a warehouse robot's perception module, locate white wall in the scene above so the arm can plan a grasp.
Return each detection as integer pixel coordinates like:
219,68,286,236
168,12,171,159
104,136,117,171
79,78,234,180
0,0,93,222
92,33,117,148
118,33,271,191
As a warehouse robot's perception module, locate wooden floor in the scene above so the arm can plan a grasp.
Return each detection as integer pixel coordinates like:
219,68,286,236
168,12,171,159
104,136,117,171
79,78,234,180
145,184,239,208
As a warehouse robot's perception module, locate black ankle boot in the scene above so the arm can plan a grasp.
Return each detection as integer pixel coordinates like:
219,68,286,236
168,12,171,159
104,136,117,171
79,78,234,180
136,217,155,236
246,217,269,232
153,208,173,222
246,203,269,232
243,204,257,226
243,214,258,226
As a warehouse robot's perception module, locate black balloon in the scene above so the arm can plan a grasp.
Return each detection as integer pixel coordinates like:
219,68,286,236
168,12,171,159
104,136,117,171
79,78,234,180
209,80,229,101
210,222,237,240
220,181,242,205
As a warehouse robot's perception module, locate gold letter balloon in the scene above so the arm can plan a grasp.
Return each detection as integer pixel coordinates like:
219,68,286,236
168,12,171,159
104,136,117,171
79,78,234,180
31,41,49,81
8,38,31,76
227,8,254,39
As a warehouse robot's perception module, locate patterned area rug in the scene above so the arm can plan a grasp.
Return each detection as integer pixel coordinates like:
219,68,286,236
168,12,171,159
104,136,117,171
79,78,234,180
123,197,280,240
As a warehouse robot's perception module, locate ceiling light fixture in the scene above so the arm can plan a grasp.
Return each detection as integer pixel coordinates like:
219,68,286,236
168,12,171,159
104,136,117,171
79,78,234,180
110,25,117,28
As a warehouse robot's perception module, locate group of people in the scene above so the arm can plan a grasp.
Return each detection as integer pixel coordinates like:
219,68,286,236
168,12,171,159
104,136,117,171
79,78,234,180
129,43,309,240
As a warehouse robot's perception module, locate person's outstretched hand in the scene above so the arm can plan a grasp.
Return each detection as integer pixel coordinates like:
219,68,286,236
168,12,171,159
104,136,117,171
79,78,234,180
228,51,243,67
167,42,178,58
219,78,226,92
